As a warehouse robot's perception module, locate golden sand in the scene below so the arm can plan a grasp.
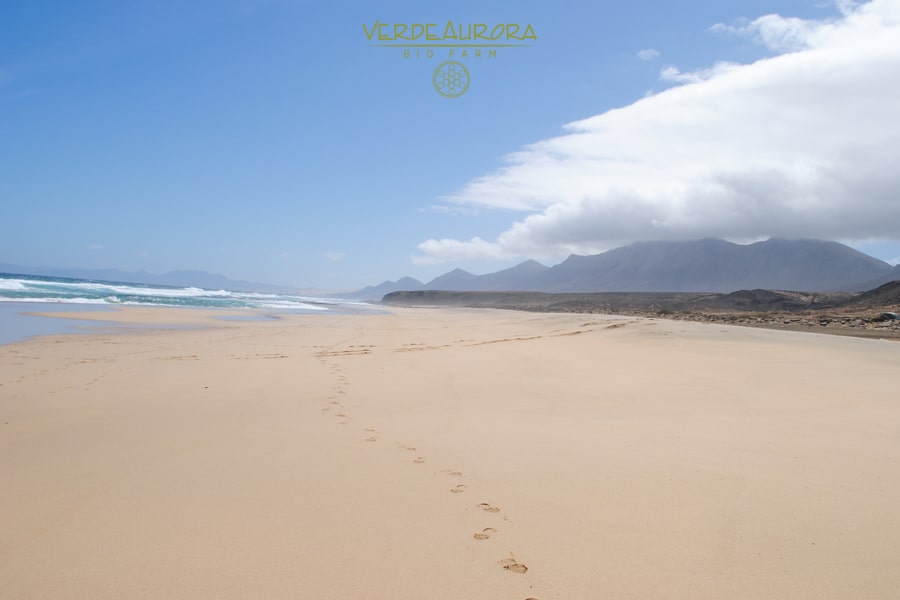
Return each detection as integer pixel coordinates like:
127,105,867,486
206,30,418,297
2,307,899,598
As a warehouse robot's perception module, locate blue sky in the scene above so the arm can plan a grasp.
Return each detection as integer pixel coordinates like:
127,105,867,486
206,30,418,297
2,1,898,291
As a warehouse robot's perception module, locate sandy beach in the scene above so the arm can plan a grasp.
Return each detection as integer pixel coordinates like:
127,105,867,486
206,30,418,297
2,306,899,599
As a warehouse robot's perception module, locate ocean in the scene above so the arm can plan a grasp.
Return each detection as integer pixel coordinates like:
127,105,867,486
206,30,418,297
0,272,368,345
0,272,349,311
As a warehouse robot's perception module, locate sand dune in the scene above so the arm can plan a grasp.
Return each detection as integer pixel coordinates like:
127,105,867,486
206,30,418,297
1,307,899,598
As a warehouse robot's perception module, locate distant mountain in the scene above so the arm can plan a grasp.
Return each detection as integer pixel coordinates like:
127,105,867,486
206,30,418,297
842,264,900,292
417,259,549,292
424,268,480,291
530,238,892,292
433,259,549,291
337,276,424,301
0,263,292,294
352,239,895,299
345,259,551,300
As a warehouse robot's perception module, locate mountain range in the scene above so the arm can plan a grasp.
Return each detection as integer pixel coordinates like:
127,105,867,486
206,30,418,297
5,238,896,300
342,239,898,300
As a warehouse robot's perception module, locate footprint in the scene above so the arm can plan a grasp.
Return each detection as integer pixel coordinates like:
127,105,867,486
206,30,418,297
443,470,463,477
450,484,466,494
413,457,426,464
500,557,528,574
335,413,347,417
366,437,378,442
477,503,501,513
473,527,497,541
339,420,349,425
363,428,376,432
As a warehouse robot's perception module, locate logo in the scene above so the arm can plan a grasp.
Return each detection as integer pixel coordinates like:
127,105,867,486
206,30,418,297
433,61,470,98
364,20,536,98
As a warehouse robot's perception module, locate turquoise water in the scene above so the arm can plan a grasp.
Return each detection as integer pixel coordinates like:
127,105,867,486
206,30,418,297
0,272,346,311
0,272,374,345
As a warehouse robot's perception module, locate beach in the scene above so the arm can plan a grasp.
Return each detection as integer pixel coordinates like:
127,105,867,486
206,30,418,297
2,306,899,599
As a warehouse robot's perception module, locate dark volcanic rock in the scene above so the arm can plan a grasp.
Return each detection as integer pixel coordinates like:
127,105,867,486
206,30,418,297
382,280,900,341
845,280,900,308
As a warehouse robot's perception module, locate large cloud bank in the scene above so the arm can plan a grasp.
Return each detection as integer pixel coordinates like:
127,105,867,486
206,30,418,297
416,0,900,264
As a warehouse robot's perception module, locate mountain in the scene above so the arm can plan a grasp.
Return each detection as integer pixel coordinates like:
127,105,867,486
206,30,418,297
844,280,900,308
842,264,900,292
361,239,894,298
435,259,549,291
345,260,551,299
337,276,424,301
424,268,480,291
530,238,892,292
0,263,292,294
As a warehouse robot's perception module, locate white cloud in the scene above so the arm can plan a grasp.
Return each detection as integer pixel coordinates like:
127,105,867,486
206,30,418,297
417,0,900,264
419,204,481,216
659,62,739,83
711,16,819,52
88,243,104,251
323,251,345,263
889,256,900,266
637,48,660,60
413,237,504,265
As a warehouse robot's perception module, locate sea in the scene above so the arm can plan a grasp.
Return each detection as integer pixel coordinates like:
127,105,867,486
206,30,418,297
0,272,368,345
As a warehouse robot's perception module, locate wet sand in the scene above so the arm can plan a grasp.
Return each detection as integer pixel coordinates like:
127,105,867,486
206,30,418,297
2,306,899,598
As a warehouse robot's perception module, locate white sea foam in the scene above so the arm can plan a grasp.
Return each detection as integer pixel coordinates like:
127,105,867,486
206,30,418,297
257,301,328,311
0,274,359,313
70,282,232,298
0,279,27,290
0,296,109,304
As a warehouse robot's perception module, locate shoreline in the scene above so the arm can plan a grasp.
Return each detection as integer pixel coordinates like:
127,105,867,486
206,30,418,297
3,306,899,598
0,301,377,346
0,302,245,346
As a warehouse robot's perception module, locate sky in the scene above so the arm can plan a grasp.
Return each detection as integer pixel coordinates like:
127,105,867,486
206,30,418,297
2,0,899,291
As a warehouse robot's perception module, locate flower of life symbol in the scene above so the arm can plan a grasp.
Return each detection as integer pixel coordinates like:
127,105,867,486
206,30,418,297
432,61,470,98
